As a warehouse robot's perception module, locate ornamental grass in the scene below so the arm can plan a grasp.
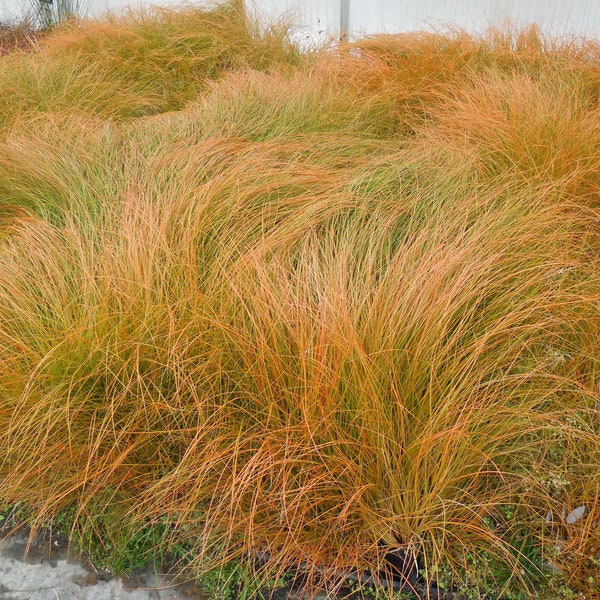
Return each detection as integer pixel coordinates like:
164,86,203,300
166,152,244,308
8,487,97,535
0,4,599,598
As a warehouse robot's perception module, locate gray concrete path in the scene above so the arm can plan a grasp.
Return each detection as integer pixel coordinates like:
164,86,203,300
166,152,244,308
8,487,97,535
0,530,208,600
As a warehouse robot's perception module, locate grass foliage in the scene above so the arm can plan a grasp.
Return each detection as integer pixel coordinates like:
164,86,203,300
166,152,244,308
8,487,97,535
0,3,599,598
0,18,39,55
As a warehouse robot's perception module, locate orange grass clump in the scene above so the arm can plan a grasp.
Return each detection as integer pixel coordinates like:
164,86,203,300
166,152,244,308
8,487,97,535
0,8,599,599
0,19,39,56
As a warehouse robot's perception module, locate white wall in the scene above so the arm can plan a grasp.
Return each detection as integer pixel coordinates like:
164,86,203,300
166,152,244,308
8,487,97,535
249,0,600,41
3,0,600,41
0,0,186,22
249,0,340,47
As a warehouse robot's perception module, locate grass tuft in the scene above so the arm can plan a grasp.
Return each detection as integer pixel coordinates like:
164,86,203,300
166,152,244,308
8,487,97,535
0,7,599,599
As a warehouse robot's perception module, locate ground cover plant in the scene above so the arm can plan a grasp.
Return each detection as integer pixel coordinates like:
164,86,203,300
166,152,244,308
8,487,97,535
0,2,599,598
